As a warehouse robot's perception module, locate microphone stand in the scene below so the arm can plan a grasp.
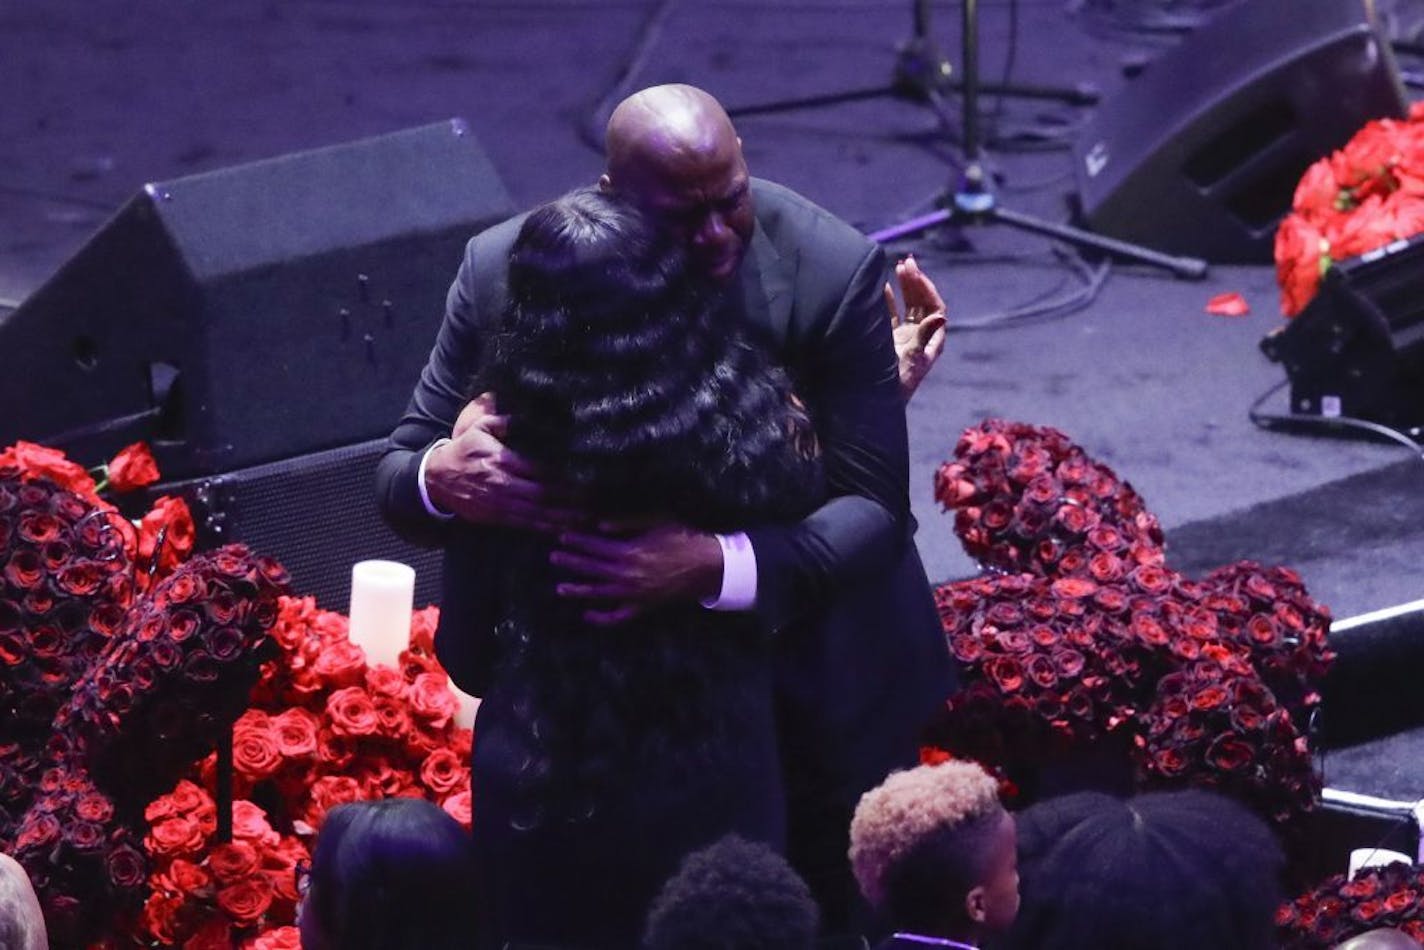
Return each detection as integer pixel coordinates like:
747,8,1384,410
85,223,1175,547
867,0,1208,279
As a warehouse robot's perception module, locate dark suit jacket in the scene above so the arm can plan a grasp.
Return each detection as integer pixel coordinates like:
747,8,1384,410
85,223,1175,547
375,178,955,802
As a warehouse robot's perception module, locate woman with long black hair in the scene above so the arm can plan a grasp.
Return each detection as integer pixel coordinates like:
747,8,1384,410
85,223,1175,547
465,186,823,949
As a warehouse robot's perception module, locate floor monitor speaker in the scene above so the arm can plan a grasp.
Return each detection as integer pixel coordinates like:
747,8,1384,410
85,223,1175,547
1074,0,1406,263
0,120,514,479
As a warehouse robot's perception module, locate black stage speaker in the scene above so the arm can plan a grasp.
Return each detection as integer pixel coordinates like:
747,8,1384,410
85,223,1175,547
158,438,443,610
0,119,514,479
1074,0,1406,263
1260,233,1424,428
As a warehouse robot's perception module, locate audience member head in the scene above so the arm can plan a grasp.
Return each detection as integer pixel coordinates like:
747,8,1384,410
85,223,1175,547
298,798,475,950
1004,788,1284,950
601,83,754,284
849,760,1018,943
1335,929,1424,950
642,834,819,950
0,854,46,950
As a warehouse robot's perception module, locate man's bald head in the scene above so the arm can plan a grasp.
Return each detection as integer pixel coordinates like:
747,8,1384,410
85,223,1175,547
600,84,754,284
604,84,739,181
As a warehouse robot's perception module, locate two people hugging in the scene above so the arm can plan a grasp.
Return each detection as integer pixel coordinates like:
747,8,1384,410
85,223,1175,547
377,83,956,948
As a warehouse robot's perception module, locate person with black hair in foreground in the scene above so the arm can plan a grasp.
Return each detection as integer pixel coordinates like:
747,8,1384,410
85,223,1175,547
1002,788,1285,950
297,798,475,950
464,188,825,949
849,761,1019,950
642,834,822,950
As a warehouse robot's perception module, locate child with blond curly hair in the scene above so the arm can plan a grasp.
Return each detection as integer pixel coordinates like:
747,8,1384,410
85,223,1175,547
849,761,1018,950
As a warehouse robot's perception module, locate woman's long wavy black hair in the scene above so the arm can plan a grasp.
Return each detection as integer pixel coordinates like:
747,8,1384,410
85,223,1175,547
476,187,820,823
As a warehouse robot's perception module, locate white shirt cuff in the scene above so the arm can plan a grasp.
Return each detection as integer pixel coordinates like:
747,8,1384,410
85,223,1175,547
418,439,457,521
701,532,757,612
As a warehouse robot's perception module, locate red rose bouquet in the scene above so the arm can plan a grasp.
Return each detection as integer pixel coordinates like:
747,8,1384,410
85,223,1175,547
934,418,1165,578
51,545,289,814
128,596,473,946
1137,657,1317,824
1275,100,1424,316
930,420,1333,826
7,765,148,946
0,471,134,832
1278,861,1424,948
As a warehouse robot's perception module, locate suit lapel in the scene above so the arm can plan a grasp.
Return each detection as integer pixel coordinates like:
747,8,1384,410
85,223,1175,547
736,221,795,346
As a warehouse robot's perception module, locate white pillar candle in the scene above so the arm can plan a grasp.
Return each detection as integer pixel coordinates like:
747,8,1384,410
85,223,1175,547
348,560,415,670
451,684,481,730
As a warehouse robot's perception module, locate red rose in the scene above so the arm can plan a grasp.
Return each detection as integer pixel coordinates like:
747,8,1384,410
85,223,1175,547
408,672,458,729
271,708,320,759
327,687,380,737
232,723,282,781
147,815,205,857
1246,615,1280,647
205,590,241,624
1274,214,1328,316
231,800,280,847
986,656,1024,693
1051,577,1097,599
0,441,95,494
15,812,62,851
1353,898,1386,924
1054,502,1090,535
410,605,440,654
1127,564,1172,596
141,892,184,946
1384,890,1417,914
374,695,413,740
106,442,161,492
998,630,1032,655
217,875,275,926
313,639,367,687
951,636,985,663
106,843,148,890
4,550,44,590
986,602,1023,628
306,775,364,828
167,609,201,643
365,664,406,698
208,841,261,885
1025,654,1058,689
1205,734,1253,772
1052,648,1085,678
420,748,468,796
252,926,304,950
163,857,211,896
1088,552,1125,584
138,495,196,570
1151,746,1188,778
75,792,115,824
441,789,473,829
204,624,247,662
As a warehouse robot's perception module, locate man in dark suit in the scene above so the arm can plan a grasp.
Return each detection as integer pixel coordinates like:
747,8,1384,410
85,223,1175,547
375,83,955,931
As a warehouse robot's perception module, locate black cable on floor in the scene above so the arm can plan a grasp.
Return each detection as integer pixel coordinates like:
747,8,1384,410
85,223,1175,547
1248,378,1424,462
578,0,680,154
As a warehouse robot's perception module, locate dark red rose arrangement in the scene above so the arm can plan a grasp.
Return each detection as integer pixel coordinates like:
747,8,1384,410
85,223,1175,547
0,441,187,840
927,420,1333,826
7,765,148,947
934,418,1165,579
1277,860,1424,948
1275,100,1424,316
51,545,290,811
0,441,473,947
130,597,472,946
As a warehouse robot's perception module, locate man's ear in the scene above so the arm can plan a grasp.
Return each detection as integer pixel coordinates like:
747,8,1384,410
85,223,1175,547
598,173,614,193
965,884,988,924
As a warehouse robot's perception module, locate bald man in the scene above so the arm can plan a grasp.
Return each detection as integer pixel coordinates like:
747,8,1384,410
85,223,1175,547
376,84,955,934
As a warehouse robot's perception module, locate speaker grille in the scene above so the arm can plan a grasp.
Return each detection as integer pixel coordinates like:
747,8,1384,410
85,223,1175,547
162,439,443,610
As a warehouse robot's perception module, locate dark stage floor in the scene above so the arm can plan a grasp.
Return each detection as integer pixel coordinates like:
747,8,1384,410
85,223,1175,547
3,1,1423,804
